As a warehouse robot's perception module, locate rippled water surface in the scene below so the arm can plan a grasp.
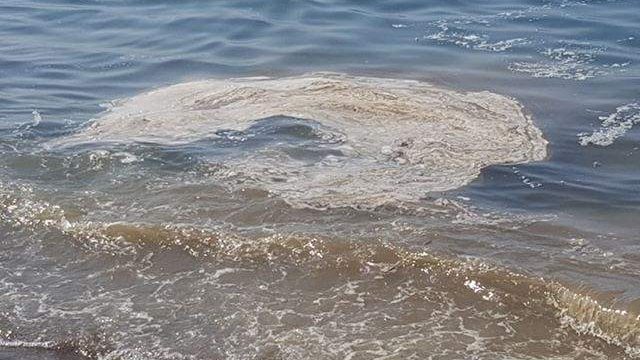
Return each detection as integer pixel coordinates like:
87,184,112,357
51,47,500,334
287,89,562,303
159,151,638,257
1,0,640,359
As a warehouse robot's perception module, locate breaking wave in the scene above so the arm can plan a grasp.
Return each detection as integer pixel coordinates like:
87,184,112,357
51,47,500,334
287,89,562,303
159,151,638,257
1,187,639,358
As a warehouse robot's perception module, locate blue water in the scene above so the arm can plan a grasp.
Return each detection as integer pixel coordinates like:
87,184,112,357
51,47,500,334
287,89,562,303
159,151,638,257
1,0,640,359
2,0,639,221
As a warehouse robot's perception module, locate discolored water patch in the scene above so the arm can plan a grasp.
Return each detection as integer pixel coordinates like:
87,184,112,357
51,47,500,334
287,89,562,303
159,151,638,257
53,73,547,209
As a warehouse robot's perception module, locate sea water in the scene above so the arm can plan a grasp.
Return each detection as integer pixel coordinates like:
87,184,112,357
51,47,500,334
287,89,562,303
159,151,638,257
1,0,639,359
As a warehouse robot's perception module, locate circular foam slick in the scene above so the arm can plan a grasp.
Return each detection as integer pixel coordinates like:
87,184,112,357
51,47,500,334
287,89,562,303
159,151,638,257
56,73,547,208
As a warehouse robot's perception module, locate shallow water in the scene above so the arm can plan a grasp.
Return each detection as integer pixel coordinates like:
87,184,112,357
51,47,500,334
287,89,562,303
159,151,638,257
1,0,639,359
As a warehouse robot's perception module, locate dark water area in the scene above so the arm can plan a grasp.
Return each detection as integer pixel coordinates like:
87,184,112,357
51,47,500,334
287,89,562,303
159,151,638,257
1,0,639,359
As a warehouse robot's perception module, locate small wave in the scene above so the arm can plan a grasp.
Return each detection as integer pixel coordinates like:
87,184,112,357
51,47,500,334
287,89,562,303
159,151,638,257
552,288,640,357
578,102,640,146
1,185,638,357
90,227,640,358
7,219,640,357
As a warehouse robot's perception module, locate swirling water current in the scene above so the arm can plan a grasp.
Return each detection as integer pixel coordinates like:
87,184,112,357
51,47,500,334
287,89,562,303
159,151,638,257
1,1,640,359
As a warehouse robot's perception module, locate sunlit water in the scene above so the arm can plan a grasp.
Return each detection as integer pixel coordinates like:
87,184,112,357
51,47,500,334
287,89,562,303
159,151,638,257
1,0,639,359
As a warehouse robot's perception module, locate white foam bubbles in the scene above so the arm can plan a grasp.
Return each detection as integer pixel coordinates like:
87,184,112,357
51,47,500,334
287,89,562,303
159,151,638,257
509,44,630,81
578,102,640,147
425,20,530,52
53,73,547,208
31,110,42,126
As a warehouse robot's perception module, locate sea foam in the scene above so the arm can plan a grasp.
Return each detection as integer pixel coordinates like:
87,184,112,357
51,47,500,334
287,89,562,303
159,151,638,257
54,73,547,208
579,102,640,147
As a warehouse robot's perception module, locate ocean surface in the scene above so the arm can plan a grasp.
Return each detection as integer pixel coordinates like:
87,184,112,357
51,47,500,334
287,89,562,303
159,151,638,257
1,0,639,359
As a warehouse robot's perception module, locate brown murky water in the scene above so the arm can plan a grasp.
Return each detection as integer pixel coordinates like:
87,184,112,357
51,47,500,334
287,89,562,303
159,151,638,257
1,83,638,357
2,0,640,359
